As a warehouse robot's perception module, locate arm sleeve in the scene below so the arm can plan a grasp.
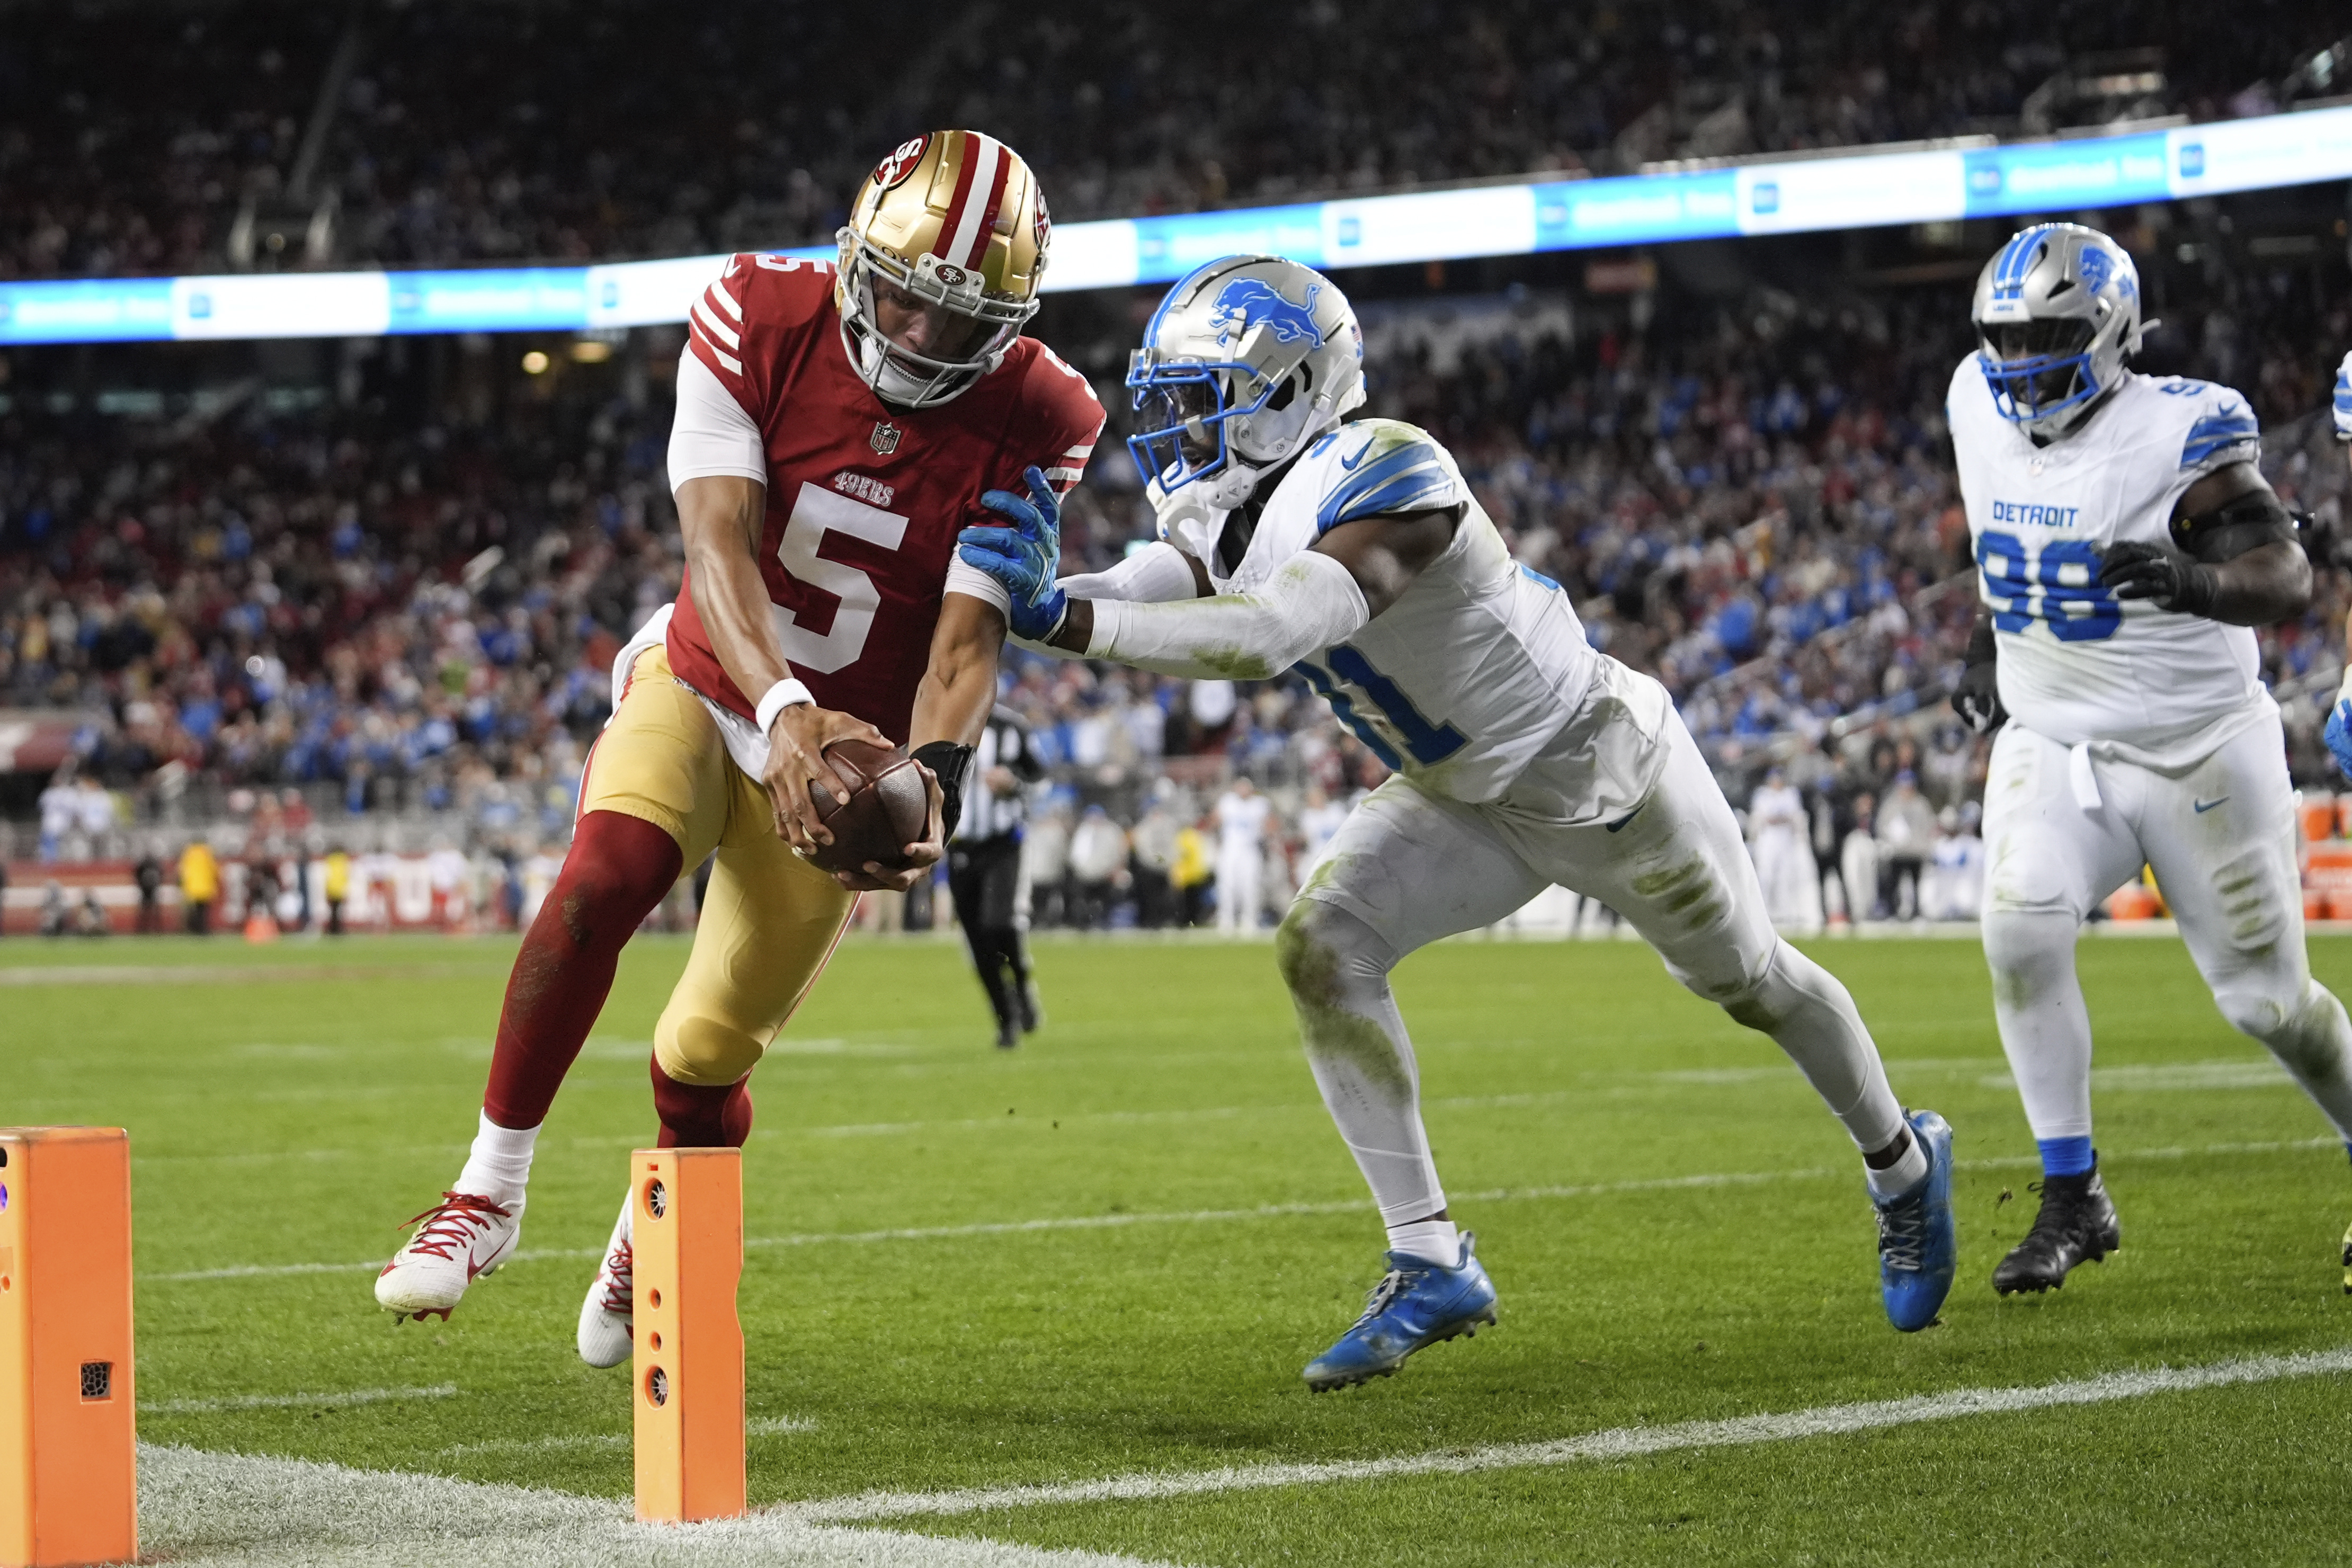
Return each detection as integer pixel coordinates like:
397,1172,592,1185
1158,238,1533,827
1057,540,1201,604
944,558,1013,617
666,346,768,492
2335,350,2351,442
1081,550,1370,680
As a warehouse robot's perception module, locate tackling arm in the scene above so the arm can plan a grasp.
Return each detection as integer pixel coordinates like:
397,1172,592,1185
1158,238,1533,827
1040,509,1456,677
1056,539,1209,602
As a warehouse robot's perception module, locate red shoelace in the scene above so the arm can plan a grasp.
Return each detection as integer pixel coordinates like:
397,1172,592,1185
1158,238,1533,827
598,1240,634,1315
393,1192,513,1261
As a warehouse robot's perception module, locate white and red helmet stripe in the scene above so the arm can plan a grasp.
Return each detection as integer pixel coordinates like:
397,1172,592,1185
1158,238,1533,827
939,131,1009,271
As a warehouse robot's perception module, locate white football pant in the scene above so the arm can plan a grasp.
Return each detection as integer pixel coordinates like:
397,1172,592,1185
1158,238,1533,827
1981,710,2352,1146
1278,709,1908,1227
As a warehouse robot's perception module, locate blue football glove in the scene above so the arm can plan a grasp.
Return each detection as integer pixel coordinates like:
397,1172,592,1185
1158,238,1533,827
2326,698,2352,785
959,465,1067,641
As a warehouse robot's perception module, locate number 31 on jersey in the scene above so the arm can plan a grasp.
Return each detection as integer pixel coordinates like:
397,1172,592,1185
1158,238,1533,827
1975,529,2121,643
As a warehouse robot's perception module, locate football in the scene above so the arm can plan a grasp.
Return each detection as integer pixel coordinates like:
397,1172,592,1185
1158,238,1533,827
804,739,930,875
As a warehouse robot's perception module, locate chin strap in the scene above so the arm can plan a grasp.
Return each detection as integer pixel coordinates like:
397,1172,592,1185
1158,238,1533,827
910,741,973,842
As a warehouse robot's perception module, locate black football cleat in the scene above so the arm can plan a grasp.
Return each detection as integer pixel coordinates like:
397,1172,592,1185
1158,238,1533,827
1992,1165,2120,1295
2340,1218,2350,1296
994,1017,1020,1051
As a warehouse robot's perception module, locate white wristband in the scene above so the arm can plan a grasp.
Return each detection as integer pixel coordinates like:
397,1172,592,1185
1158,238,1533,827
754,678,815,736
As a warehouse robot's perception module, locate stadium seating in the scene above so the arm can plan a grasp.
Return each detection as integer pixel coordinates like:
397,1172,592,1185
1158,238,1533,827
4,0,2346,279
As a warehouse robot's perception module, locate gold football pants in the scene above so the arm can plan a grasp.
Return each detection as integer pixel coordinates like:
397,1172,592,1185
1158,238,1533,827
580,646,854,1085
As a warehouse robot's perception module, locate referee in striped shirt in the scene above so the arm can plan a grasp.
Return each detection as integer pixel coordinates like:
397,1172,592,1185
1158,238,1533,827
949,704,1046,1049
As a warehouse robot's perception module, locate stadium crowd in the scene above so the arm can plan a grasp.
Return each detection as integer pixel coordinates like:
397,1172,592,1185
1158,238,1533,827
7,221,2347,931
3,0,2346,279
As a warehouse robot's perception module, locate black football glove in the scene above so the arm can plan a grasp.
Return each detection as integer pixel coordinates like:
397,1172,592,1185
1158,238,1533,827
1951,658,2006,735
1951,617,2006,735
2097,540,2217,617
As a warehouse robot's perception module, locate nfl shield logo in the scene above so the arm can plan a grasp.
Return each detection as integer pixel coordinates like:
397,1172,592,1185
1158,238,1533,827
870,421,902,456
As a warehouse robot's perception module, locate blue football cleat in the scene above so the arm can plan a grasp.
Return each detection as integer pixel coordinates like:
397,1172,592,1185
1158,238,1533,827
1875,1109,1956,1332
1302,1232,1498,1392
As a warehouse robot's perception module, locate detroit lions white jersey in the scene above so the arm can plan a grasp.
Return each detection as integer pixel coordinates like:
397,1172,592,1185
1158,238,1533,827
1946,358,2270,757
1223,417,1602,804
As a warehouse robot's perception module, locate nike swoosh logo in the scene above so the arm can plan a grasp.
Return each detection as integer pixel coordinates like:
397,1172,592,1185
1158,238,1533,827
1339,438,1377,471
2194,797,2229,814
1605,802,1646,833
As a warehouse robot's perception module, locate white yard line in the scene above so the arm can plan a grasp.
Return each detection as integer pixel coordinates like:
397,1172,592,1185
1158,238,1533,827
137,1444,1173,1568
139,1136,2342,1284
787,1348,2352,1524
145,1384,457,1413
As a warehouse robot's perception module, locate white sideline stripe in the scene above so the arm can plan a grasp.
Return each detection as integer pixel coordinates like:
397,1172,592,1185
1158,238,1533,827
146,1384,457,1413
137,1444,1173,1567
788,1348,2352,1524
139,1136,2342,1283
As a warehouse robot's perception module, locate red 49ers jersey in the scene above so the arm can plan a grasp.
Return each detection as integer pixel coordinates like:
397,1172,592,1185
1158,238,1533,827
667,252,1102,741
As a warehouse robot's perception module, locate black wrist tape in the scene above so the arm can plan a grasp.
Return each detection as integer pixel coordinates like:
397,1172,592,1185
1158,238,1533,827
911,741,975,841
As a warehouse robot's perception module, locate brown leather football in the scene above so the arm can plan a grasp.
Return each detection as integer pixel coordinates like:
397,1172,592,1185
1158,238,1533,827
805,739,930,874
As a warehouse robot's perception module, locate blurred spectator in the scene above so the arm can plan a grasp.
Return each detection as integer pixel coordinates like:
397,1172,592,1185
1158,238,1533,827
38,771,75,862
179,836,218,934
1214,778,1270,934
323,844,350,933
1174,814,1215,929
1923,804,1986,921
1129,790,1180,930
1840,793,1882,924
1066,804,1129,931
1747,765,1820,933
1023,803,1071,930
1298,783,1350,881
1875,771,1937,921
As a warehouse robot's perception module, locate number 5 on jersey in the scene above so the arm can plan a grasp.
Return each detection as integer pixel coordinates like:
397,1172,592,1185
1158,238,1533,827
771,483,908,672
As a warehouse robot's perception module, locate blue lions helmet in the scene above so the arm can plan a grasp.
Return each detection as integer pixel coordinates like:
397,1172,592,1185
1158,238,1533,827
1973,222,2150,438
1125,254,1366,509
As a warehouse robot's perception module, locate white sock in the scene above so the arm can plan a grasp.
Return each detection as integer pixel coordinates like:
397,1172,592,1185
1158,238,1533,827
1386,1217,1460,1267
1864,1128,1929,1202
453,1111,539,1210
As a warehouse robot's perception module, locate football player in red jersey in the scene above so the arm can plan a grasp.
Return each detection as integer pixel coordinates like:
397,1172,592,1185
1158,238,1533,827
376,131,1103,1366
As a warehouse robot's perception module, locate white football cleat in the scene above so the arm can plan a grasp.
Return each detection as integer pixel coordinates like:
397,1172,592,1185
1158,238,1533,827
375,1191,520,1322
577,1192,634,1368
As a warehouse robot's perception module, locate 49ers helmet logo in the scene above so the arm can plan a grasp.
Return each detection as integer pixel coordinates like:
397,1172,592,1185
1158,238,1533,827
873,135,928,192
1034,189,1052,253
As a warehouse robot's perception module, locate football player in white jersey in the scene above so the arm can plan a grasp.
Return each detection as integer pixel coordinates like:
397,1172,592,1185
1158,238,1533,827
957,255,1957,1389
1948,222,2352,1296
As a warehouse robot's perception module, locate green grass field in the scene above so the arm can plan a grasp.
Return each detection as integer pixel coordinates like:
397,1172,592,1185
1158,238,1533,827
6,928,2351,1565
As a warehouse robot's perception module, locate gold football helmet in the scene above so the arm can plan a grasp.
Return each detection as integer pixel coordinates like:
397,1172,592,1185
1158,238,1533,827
836,130,1050,409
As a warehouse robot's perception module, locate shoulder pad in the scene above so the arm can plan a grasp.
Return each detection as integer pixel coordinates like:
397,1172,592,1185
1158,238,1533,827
1313,421,1459,534
2178,382,2260,471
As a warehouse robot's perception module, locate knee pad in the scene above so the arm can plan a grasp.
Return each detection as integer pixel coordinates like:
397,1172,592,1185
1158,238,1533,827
1276,899,1394,1007
651,1058,753,1147
654,1010,764,1088
2220,976,2337,1060
1981,908,2075,1008
1716,938,1838,1033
